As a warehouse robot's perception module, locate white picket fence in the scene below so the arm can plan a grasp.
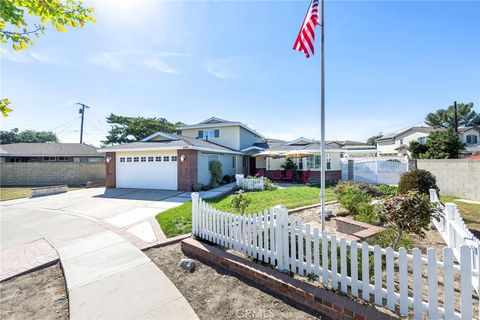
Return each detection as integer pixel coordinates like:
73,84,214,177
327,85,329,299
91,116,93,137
429,189,480,294
236,177,264,191
341,158,408,185
191,193,479,320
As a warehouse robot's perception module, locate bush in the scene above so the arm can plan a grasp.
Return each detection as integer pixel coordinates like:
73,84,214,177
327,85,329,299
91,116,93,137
377,184,397,197
333,181,381,198
222,175,232,184
231,190,251,214
398,169,439,196
263,177,278,191
209,160,223,186
192,183,203,192
378,190,441,249
336,185,372,215
356,202,378,224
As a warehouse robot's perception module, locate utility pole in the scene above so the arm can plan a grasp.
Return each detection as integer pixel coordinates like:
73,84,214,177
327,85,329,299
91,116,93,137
76,103,90,144
453,101,458,133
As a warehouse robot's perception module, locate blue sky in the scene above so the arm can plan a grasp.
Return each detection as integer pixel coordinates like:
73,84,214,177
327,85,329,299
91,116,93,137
1,0,479,146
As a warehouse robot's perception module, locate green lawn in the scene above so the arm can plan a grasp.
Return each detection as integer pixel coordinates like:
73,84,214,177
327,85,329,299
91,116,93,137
0,187,82,201
156,186,335,237
441,195,480,237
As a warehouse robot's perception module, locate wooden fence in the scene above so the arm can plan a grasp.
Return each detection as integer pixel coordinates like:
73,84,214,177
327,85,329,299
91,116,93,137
191,193,479,320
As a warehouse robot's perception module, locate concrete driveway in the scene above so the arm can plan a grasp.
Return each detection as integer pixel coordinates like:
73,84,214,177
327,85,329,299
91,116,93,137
0,188,197,320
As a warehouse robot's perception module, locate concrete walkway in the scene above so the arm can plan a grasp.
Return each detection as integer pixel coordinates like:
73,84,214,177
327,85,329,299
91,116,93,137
0,190,198,319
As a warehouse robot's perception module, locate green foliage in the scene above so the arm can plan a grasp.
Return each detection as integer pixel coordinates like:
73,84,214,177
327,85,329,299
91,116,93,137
306,273,319,282
263,177,278,191
209,160,223,187
356,202,378,224
0,0,96,50
378,191,440,249
0,98,12,117
369,229,415,251
231,191,251,215
408,140,429,159
425,102,480,128
280,158,298,173
377,184,397,197
0,128,58,144
191,184,203,192
336,185,372,216
103,114,184,145
398,169,439,196
424,130,465,159
367,134,382,146
333,181,381,198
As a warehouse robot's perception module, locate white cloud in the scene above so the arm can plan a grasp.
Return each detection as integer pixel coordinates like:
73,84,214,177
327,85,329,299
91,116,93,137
143,58,178,74
0,47,60,65
205,58,239,80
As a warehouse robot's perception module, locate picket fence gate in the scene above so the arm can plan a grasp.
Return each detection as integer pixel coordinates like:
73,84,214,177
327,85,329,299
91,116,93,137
191,193,480,320
236,177,264,191
429,189,480,294
341,158,408,185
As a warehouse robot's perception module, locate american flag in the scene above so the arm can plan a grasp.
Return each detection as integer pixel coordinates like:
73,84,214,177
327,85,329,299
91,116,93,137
293,0,321,58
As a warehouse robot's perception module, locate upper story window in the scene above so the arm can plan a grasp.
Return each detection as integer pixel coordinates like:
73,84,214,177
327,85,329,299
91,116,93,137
466,135,478,144
417,137,428,144
198,129,220,139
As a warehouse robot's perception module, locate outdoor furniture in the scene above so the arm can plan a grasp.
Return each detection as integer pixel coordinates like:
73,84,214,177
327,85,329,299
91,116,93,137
257,169,265,177
300,170,311,184
271,170,283,181
284,169,293,182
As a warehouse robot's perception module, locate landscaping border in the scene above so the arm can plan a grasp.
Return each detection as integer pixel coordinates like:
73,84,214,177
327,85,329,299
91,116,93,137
181,237,398,320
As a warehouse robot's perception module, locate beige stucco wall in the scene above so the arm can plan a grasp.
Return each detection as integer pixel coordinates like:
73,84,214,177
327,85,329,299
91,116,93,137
0,162,105,186
197,152,237,185
459,129,480,144
181,126,241,150
377,131,430,156
416,159,480,201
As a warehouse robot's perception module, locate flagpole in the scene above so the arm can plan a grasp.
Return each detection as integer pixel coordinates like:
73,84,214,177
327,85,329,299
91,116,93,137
320,0,326,232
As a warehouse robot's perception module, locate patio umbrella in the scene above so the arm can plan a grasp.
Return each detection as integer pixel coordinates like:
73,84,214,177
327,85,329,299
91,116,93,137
284,150,314,158
255,150,285,158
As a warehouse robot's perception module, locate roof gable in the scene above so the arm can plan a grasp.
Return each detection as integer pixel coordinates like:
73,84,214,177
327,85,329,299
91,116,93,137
141,132,180,142
284,137,314,145
199,117,229,124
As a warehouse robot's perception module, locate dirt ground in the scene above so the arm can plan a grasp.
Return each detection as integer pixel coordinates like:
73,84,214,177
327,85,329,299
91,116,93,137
0,263,69,320
146,243,323,320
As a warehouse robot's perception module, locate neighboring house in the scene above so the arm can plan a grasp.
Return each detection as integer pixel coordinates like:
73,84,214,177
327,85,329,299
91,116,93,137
328,140,377,158
0,143,105,186
377,125,480,157
253,137,343,183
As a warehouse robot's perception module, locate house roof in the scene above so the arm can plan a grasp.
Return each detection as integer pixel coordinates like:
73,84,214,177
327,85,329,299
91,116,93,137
99,133,243,155
458,126,480,133
377,126,438,141
176,117,265,139
329,140,372,147
0,143,102,157
264,141,342,153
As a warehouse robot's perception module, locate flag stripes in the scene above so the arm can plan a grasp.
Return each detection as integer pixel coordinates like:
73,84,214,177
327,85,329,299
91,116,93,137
293,0,321,58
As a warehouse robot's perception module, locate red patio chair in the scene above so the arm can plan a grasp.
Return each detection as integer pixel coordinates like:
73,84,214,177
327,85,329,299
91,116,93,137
300,170,311,184
257,169,265,177
271,169,283,181
284,169,293,182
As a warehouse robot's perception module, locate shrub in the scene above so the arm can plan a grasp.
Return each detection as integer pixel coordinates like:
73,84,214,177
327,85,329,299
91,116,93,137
263,177,278,191
281,158,298,173
356,202,378,224
336,185,372,215
222,175,232,184
192,183,203,192
333,181,381,198
378,190,440,249
209,160,223,186
377,184,397,197
231,190,251,214
398,169,439,196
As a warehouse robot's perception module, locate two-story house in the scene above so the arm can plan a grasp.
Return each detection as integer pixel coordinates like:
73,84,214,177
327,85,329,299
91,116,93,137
99,117,264,190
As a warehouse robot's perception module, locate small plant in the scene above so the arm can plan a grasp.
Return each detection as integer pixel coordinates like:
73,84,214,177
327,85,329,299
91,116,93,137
336,185,372,216
231,190,251,214
209,160,223,186
263,177,278,191
306,272,319,282
222,175,232,184
281,158,298,174
192,183,203,192
398,169,439,196
356,202,378,224
378,190,441,250
377,184,397,197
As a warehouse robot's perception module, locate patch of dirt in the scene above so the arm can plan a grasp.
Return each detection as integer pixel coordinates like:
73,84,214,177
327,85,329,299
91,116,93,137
0,263,68,320
146,243,323,320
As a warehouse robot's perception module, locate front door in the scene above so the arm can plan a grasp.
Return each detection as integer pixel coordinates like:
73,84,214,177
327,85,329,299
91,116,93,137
249,157,257,176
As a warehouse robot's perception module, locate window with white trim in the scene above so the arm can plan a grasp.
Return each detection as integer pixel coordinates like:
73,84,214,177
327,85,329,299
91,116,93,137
199,129,220,140
171,156,177,162
155,156,162,161
466,135,478,144
120,157,125,162
163,156,169,161
127,157,132,162
43,156,56,162
417,137,427,144
140,157,146,162
148,156,154,162
133,157,139,162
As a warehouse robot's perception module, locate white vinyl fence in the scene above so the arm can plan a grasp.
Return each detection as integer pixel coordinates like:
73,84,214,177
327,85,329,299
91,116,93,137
341,158,408,185
430,189,480,294
191,193,479,320
236,177,264,191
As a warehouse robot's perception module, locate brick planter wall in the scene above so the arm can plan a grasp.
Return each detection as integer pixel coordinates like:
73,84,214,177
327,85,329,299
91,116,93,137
181,238,398,320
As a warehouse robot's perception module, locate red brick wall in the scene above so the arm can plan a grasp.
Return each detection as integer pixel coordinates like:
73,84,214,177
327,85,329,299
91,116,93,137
177,150,198,191
181,238,397,320
105,152,116,188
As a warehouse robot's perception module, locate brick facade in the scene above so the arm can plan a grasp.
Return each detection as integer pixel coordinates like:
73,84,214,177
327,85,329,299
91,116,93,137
181,238,398,320
264,170,342,184
0,162,105,186
105,152,116,188
177,150,198,191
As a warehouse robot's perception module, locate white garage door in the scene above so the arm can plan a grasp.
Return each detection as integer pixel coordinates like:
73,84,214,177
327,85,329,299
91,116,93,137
116,154,178,190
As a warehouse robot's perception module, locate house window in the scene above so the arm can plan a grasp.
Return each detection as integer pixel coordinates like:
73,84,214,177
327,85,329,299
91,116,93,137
327,157,331,170
127,157,132,162
43,157,56,162
120,157,125,162
232,156,236,168
466,135,478,144
417,137,427,144
163,156,169,161
140,157,146,162
133,157,139,162
306,156,321,169
148,156,154,162
171,156,178,162
155,156,162,161
57,157,68,162
200,129,220,140
198,130,203,138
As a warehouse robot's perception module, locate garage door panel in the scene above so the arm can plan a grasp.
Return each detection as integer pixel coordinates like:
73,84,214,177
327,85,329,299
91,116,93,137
116,155,178,190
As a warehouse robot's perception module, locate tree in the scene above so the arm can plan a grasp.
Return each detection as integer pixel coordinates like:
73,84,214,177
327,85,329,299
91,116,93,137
425,102,480,129
0,128,58,144
103,114,184,145
424,130,465,159
1,0,95,117
408,140,429,159
367,134,382,146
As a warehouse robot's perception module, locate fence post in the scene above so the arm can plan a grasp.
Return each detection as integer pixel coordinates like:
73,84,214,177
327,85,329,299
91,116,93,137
347,160,354,181
445,203,456,247
429,189,439,203
191,192,199,236
274,205,286,272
